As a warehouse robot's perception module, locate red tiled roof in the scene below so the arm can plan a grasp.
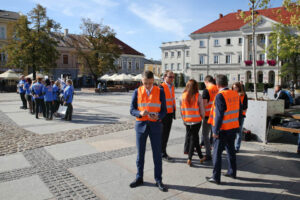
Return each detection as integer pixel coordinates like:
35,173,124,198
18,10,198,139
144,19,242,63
113,37,144,56
192,7,294,34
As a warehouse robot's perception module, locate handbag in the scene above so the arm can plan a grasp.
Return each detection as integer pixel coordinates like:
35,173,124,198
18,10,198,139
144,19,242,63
57,105,67,115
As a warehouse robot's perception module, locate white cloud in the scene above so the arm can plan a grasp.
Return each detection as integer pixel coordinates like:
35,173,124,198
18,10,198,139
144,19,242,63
128,3,185,38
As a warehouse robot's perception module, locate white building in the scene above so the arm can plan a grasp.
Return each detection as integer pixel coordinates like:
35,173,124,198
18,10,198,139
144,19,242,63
161,7,294,85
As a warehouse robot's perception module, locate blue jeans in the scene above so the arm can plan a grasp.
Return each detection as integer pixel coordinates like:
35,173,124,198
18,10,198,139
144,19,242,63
235,117,245,151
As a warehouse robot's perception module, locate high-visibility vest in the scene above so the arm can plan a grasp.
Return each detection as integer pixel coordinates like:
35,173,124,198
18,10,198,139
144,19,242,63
181,92,202,123
208,90,240,130
137,86,161,122
240,95,246,116
204,84,219,117
161,82,176,113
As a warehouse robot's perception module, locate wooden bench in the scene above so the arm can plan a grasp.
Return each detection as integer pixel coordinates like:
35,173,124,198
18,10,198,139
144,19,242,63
271,126,300,134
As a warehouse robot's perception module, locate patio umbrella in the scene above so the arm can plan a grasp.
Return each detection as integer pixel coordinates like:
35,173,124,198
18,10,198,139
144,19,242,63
98,74,110,81
154,75,161,81
133,74,143,81
114,73,133,81
0,70,20,80
107,73,118,81
25,72,46,79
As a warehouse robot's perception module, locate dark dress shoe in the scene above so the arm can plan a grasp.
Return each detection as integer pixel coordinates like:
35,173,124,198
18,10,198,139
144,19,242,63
156,182,168,192
129,178,143,188
205,155,212,161
206,177,220,185
223,173,236,179
162,155,173,162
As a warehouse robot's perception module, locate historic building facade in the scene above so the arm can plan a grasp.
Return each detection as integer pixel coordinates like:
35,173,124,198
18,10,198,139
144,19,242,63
161,7,295,85
143,59,162,77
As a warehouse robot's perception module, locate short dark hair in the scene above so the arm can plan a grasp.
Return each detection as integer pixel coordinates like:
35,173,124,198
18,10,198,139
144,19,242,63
216,74,228,87
163,70,172,78
204,75,214,83
143,70,154,79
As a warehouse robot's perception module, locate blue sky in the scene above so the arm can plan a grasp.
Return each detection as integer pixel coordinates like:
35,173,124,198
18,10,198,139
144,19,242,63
2,0,282,60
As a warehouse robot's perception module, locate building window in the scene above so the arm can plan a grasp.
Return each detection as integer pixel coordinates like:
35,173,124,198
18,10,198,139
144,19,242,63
249,54,252,61
171,63,174,70
118,59,122,70
186,63,190,69
214,39,219,46
165,52,168,58
164,64,168,70
226,55,231,64
171,52,174,58
122,60,126,69
0,27,5,39
226,74,230,80
239,38,243,45
63,55,68,64
136,61,140,70
226,38,231,45
200,40,205,48
238,74,241,81
177,63,181,71
214,55,219,64
199,55,205,64
177,51,181,58
0,52,6,65
199,74,204,82
128,61,132,70
186,50,190,57
238,55,242,63
259,54,265,61
260,35,265,44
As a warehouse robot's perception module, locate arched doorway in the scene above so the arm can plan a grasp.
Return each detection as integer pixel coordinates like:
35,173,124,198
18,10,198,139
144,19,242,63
257,71,263,83
246,71,251,83
268,71,275,85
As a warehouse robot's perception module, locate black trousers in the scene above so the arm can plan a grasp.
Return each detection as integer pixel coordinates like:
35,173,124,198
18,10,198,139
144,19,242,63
64,103,73,120
212,132,237,182
25,95,33,113
20,93,27,108
185,123,203,160
45,101,53,119
35,99,45,118
161,113,173,156
53,100,59,112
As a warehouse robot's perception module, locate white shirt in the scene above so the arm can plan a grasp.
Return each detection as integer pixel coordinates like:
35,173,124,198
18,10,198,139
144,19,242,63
146,86,153,96
164,81,173,96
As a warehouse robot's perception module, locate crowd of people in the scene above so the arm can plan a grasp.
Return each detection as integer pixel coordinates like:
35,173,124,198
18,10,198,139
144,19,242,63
129,70,250,192
17,75,74,121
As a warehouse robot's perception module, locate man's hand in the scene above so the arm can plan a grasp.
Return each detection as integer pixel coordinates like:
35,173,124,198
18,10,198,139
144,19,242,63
212,133,219,139
140,110,149,117
149,113,158,120
64,101,67,106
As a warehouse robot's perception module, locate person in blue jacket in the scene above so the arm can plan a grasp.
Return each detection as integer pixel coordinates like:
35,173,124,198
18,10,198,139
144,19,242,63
63,79,74,121
23,78,33,114
53,80,62,115
32,77,45,119
18,75,27,109
43,79,54,120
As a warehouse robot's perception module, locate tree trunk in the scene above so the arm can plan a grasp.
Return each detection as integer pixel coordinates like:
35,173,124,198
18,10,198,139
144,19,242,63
33,64,36,80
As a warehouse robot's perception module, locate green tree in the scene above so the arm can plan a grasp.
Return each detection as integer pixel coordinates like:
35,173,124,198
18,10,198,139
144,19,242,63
178,73,185,87
3,4,60,80
268,0,300,88
74,18,122,86
238,0,271,100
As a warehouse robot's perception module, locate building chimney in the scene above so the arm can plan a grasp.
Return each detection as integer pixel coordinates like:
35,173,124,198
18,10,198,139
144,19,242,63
64,29,68,36
219,13,223,18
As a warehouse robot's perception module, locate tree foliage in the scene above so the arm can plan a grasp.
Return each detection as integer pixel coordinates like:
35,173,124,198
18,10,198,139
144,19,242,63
2,4,60,80
74,18,122,86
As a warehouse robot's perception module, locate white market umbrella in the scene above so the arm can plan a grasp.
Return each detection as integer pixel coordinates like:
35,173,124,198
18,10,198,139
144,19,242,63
25,72,46,79
114,73,133,81
107,73,118,81
0,70,20,80
154,75,161,81
133,74,143,81
98,74,110,81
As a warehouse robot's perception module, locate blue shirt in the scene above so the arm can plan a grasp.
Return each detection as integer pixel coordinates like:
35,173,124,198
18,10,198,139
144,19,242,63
52,85,60,100
32,82,44,99
63,85,73,103
24,82,31,95
43,85,54,102
18,80,25,94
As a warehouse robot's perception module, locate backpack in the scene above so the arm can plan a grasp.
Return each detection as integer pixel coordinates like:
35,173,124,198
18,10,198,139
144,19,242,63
283,90,294,104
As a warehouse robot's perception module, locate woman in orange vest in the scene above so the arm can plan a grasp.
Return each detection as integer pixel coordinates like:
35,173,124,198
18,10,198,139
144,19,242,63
180,79,206,166
232,82,248,153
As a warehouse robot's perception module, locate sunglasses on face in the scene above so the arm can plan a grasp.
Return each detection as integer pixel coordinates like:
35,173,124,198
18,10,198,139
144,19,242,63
167,76,175,78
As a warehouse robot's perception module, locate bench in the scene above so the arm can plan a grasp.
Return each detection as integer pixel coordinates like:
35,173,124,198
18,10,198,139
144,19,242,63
271,126,300,134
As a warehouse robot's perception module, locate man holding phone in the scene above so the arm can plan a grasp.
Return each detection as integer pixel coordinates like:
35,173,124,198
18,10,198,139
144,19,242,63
129,70,167,192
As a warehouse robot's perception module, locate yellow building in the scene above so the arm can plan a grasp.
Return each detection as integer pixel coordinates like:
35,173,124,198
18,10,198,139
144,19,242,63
0,10,20,73
144,59,162,77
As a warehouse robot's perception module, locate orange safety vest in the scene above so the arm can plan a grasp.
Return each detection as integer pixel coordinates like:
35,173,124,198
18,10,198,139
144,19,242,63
161,82,176,113
181,92,202,123
137,85,161,122
204,84,219,117
240,95,246,116
208,90,240,130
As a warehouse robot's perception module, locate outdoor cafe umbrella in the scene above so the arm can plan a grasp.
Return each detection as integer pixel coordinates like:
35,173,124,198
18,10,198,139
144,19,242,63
114,73,133,82
98,74,110,81
0,69,19,80
133,74,143,81
25,72,46,79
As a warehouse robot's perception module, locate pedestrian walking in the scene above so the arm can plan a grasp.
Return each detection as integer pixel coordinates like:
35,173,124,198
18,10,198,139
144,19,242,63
63,79,74,121
24,78,33,114
160,70,176,162
232,82,248,153
180,79,206,167
129,70,167,192
43,79,54,120
206,74,242,184
32,77,45,119
201,75,219,160
17,75,27,109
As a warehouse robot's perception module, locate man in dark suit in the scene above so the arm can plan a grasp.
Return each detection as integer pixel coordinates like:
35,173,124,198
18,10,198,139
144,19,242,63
129,70,167,192
206,74,242,184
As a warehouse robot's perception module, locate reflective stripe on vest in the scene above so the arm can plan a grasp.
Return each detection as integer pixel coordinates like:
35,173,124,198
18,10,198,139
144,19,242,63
161,82,176,113
205,85,219,117
181,92,202,123
137,86,161,122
